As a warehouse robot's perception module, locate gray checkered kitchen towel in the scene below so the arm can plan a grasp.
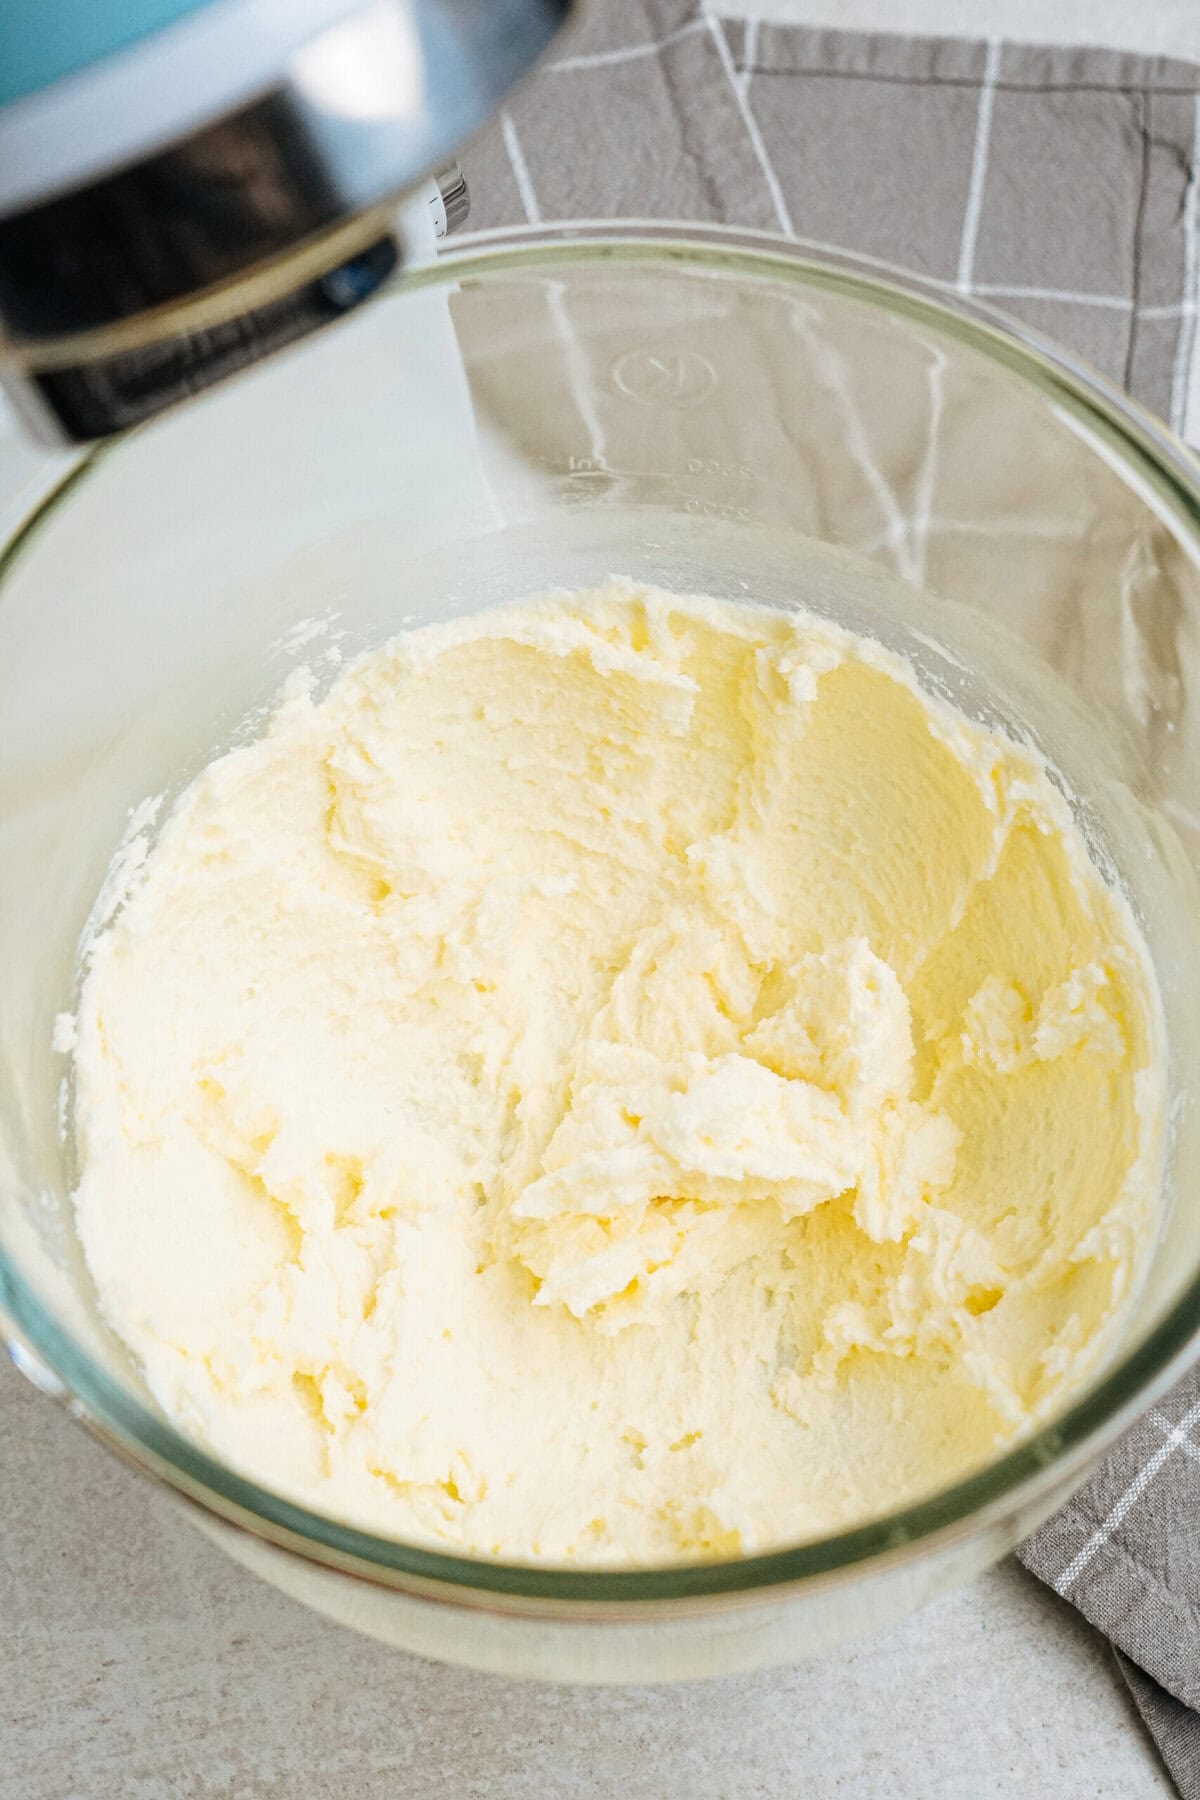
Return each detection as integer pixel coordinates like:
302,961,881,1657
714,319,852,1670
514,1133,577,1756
464,5,1200,1790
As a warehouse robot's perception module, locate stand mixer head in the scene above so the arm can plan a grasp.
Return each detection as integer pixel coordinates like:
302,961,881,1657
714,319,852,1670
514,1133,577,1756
0,0,571,442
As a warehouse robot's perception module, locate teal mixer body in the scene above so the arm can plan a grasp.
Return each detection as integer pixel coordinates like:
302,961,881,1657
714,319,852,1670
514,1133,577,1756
0,0,570,440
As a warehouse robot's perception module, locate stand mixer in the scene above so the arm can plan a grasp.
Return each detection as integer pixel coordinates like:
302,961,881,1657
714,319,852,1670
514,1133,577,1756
0,0,572,442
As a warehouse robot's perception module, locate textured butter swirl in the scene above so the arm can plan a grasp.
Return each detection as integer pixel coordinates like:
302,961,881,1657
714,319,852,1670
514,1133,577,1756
66,581,1163,1562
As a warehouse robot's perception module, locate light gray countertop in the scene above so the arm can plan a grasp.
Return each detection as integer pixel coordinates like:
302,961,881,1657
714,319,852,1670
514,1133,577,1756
2,1355,1169,1799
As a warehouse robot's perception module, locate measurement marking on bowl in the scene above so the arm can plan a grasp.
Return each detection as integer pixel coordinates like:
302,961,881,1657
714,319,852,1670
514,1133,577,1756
686,458,755,482
564,455,636,475
612,349,717,407
562,455,700,480
564,455,756,484
561,454,754,520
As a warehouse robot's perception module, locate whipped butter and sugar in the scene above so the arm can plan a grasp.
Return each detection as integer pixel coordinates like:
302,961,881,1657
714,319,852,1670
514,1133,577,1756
65,582,1164,1563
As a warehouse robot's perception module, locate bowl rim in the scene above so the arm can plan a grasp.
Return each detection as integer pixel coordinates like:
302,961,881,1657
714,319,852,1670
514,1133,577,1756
3,220,1200,1608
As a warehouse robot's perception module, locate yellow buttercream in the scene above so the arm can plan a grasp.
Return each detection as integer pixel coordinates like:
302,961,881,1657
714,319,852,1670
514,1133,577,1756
66,581,1163,1561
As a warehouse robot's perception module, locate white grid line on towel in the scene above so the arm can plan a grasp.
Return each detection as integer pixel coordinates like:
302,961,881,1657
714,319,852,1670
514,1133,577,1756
707,13,796,236
1056,1399,1200,1596
1171,95,1200,436
743,15,761,74
1151,1411,1200,1466
544,17,707,74
478,16,1200,411
500,110,542,225
956,38,1004,295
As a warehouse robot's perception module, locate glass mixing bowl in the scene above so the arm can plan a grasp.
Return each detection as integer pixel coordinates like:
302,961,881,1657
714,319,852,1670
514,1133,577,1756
2,226,1200,1684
